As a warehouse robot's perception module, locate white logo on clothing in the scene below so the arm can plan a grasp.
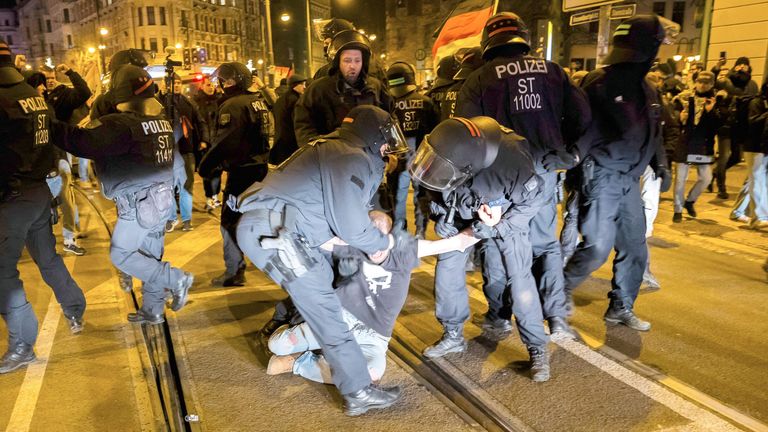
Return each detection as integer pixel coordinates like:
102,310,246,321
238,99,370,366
361,262,393,311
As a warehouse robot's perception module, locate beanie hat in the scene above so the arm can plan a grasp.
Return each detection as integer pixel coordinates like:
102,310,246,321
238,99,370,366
734,57,750,67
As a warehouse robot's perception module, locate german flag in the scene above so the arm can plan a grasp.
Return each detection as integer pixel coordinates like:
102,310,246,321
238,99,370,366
432,0,497,63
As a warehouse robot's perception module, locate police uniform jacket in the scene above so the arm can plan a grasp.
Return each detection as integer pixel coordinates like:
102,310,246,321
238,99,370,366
236,132,391,255
0,82,56,193
440,80,464,121
53,112,175,199
269,87,302,165
293,73,392,146
198,90,271,197
425,82,452,113
391,89,438,148
455,55,590,170
572,67,667,178
192,90,220,145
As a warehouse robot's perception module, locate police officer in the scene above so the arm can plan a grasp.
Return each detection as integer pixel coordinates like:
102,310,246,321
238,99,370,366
54,65,193,325
426,54,460,113
269,74,307,166
386,61,438,236
409,116,551,381
90,48,151,120
312,18,388,84
294,29,392,146
198,62,271,287
564,15,676,331
440,47,483,120
234,105,408,415
0,41,86,374
455,12,591,339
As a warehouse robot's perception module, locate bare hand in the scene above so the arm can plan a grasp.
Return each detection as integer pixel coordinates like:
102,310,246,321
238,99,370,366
14,54,26,69
717,57,727,66
477,204,502,227
199,141,208,150
55,64,71,74
704,97,716,112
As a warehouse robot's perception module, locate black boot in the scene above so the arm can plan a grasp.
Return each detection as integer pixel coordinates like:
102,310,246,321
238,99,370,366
343,384,402,416
127,310,165,325
528,346,550,382
211,268,246,287
260,319,287,338
423,328,467,358
0,342,36,374
65,314,84,334
171,272,194,311
604,306,651,331
683,201,697,217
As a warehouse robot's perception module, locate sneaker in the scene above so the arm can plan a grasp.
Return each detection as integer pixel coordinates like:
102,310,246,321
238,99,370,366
212,197,222,208
165,219,179,233
63,242,86,256
548,316,577,340
118,271,133,292
266,354,299,375
683,201,697,217
604,307,651,331
751,219,768,230
730,214,751,223
205,198,216,211
171,272,194,311
182,221,193,231
528,346,550,382
0,343,35,374
480,315,513,333
65,315,84,334
642,269,661,291
423,328,467,358
717,191,730,200
343,384,402,417
672,212,682,223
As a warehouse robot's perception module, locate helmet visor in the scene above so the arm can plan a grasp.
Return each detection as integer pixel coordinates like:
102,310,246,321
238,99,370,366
382,119,409,155
408,137,471,192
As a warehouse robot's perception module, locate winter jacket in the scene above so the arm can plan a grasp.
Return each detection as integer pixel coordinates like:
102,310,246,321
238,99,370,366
673,90,722,163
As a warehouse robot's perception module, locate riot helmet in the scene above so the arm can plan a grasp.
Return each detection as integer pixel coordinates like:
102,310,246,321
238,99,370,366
481,12,531,60
107,49,151,74
111,65,163,115
328,30,371,65
604,15,679,65
386,61,417,98
453,47,484,81
314,18,356,42
434,54,460,88
339,105,409,156
0,41,24,85
409,116,501,192
211,62,253,92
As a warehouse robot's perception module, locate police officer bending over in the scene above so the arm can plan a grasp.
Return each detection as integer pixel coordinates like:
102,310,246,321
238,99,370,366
456,12,591,340
55,65,193,325
410,116,553,382
234,105,408,416
0,41,86,374
564,15,677,331
198,62,272,288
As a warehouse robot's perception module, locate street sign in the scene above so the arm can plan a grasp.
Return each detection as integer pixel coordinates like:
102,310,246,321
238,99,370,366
415,48,426,61
570,9,600,26
563,0,622,12
610,4,636,20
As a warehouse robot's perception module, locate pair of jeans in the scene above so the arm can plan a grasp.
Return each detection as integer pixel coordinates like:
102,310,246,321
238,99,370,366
77,157,90,183
731,152,768,221
269,309,389,383
169,153,195,223
674,163,713,213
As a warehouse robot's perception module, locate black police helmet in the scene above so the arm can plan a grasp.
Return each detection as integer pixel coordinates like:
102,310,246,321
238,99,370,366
386,61,417,98
453,47,484,81
604,15,677,65
339,105,408,156
434,54,460,88
211,62,253,92
111,65,156,104
108,49,151,74
328,30,371,64
319,18,355,41
481,12,531,60
0,41,24,85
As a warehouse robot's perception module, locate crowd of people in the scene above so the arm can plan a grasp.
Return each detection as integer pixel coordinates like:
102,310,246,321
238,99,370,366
1,9,766,419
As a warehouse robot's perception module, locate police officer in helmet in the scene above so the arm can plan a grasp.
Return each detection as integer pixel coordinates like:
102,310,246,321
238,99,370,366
311,18,356,80
54,65,194,325
427,54,460,113
564,15,677,331
199,62,272,288
294,29,392,146
90,48,152,120
410,116,553,382
456,12,591,340
386,61,438,236
0,41,86,374
234,105,408,415
440,47,484,120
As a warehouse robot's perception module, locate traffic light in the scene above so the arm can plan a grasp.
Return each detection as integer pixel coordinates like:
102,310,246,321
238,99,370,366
198,48,207,64
183,48,191,65
191,48,199,64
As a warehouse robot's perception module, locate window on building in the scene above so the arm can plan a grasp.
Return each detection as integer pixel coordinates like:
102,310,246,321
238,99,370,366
49,43,54,55
7,35,12,45
3,20,8,26
149,37,158,53
652,2,666,17
147,6,156,25
588,20,598,33
213,18,217,33
223,19,227,33
63,8,70,23
160,7,166,25
195,14,199,30
672,1,685,27
26,26,30,38
66,34,72,47
205,16,209,32
137,7,143,26
46,19,51,33
37,18,42,32
162,38,168,49
140,37,146,50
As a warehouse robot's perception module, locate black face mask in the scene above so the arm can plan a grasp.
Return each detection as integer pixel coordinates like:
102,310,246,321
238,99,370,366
730,70,751,88
695,88,714,97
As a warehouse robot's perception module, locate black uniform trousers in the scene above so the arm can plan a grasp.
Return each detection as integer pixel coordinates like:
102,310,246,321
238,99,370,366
236,207,372,395
0,182,85,347
563,166,647,310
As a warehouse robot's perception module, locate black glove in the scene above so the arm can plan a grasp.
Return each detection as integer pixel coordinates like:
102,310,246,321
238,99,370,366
542,150,580,171
435,215,459,238
50,197,61,225
471,220,497,239
337,256,361,278
655,166,672,193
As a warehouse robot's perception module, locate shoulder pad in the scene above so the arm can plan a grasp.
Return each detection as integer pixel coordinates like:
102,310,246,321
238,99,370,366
84,118,103,129
307,138,326,147
499,125,515,135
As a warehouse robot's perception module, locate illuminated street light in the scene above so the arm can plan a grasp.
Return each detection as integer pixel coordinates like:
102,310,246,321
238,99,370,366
280,13,290,22
369,34,377,41
257,58,264,65
99,27,108,36
379,53,386,59
673,54,682,61
24,64,31,70
175,43,183,49
98,44,106,50
87,47,96,54
694,55,701,61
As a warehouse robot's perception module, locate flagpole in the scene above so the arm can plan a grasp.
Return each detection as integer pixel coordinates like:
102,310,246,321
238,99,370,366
492,0,499,14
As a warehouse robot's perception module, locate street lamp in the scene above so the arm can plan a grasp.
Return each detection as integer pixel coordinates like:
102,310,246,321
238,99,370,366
280,13,290,22
175,43,183,50
369,34,377,41
87,47,96,54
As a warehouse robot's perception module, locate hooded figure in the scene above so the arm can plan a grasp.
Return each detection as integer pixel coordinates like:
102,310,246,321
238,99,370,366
293,30,392,146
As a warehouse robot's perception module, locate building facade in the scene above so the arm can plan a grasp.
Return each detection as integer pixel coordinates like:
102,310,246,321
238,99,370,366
0,7,23,56
705,0,767,85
